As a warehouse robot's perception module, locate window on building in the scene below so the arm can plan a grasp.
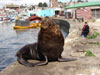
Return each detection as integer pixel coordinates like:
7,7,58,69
92,8,100,19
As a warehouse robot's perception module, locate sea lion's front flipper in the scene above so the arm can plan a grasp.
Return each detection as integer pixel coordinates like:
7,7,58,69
58,58,68,62
58,58,77,62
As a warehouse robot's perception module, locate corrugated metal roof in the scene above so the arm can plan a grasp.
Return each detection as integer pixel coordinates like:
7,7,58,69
65,1,100,9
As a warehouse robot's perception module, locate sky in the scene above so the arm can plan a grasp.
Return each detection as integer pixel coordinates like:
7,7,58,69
0,0,49,5
0,0,48,8
0,0,100,8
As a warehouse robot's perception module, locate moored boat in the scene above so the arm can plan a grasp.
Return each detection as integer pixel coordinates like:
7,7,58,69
13,14,41,30
13,22,41,29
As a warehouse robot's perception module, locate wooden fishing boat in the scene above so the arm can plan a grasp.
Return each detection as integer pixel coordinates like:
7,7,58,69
13,15,41,29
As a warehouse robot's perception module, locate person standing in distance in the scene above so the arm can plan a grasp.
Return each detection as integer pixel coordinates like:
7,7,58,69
81,22,89,37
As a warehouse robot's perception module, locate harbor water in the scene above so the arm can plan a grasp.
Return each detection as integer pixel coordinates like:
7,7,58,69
0,22,39,71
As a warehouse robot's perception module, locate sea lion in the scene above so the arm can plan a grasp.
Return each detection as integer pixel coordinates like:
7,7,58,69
37,17,64,62
16,17,65,67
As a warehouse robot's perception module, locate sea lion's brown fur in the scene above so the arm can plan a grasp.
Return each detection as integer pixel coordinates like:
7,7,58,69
16,17,65,67
37,17,64,61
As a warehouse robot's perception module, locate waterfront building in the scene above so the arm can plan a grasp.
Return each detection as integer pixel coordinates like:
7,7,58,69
64,1,100,22
49,0,58,8
4,3,20,10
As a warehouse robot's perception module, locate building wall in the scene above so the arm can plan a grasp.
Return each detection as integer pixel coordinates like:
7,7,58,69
49,0,58,8
53,0,58,7
76,7,92,21
49,0,52,7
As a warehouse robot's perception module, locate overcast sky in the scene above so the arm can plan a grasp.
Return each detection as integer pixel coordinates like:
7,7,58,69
0,0,49,5
0,0,99,8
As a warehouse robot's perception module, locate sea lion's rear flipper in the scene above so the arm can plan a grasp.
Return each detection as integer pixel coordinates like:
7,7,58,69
17,57,34,67
17,55,48,67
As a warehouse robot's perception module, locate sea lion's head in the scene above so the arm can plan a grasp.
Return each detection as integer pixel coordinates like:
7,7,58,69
40,17,56,29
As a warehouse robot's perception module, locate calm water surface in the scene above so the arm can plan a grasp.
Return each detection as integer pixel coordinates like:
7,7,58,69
0,22,39,71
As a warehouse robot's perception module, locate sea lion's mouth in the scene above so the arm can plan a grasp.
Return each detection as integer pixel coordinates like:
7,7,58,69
41,25,48,29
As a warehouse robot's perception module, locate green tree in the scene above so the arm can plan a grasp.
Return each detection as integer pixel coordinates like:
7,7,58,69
43,2,48,7
38,2,43,7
